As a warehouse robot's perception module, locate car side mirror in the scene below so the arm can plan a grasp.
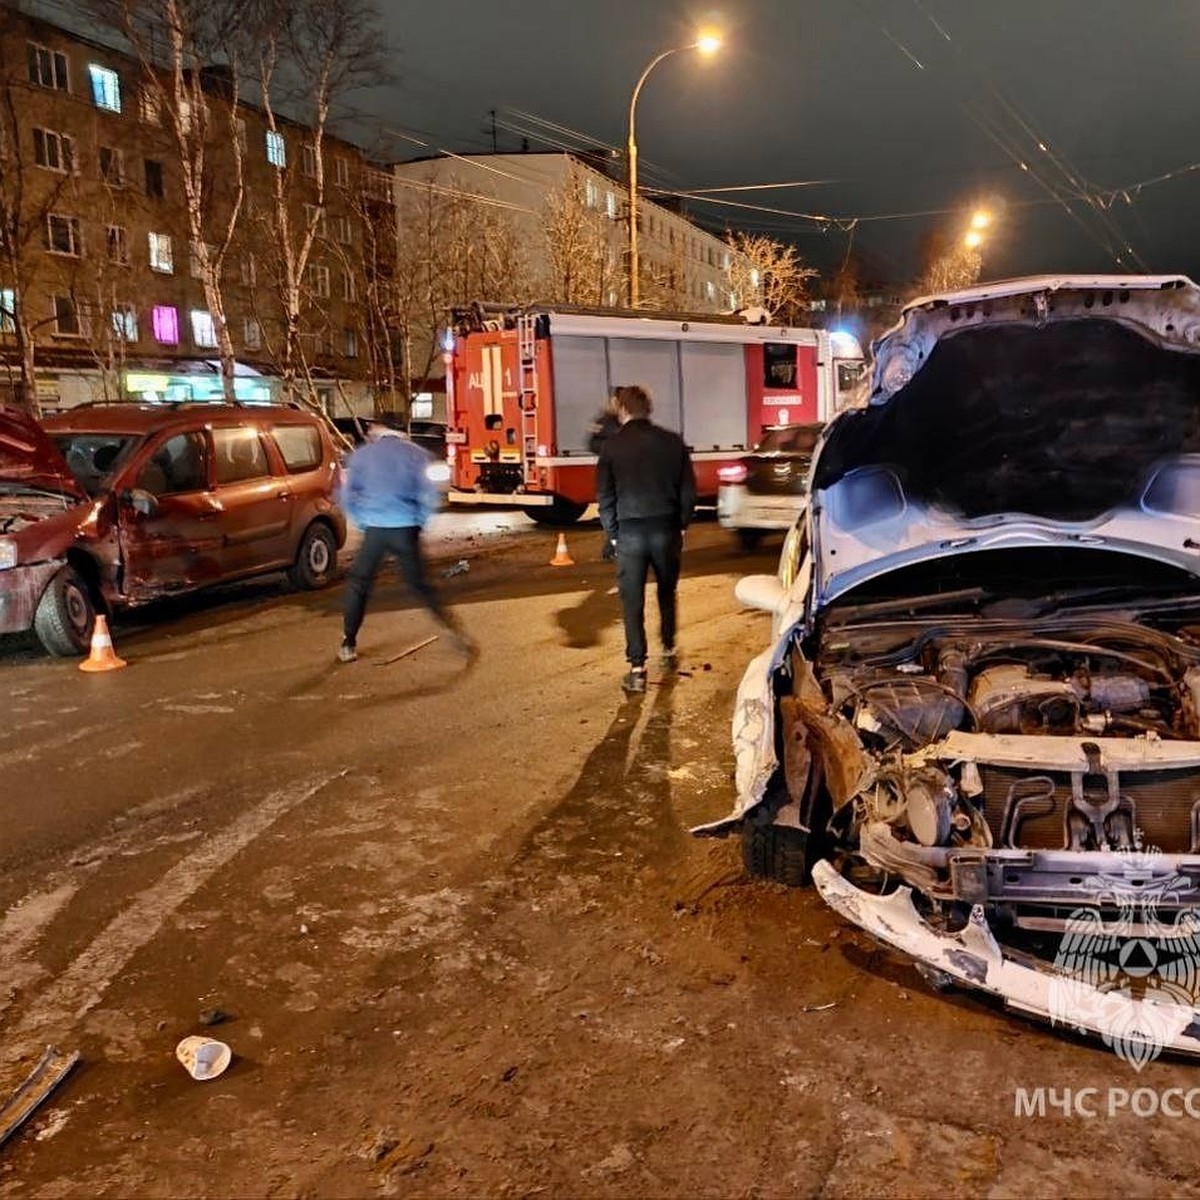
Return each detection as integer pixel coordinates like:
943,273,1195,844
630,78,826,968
735,573,786,614
122,487,158,516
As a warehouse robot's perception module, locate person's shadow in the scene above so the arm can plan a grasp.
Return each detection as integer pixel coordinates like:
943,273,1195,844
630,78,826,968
553,546,621,649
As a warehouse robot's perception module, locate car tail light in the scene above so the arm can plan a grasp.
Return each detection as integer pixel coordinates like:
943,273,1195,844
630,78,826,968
718,463,748,484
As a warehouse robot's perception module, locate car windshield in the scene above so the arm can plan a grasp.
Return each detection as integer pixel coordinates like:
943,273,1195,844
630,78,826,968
756,425,822,454
52,432,142,496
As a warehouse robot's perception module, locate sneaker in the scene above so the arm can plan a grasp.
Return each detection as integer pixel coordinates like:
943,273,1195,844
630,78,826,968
622,668,647,694
661,647,679,672
337,642,357,663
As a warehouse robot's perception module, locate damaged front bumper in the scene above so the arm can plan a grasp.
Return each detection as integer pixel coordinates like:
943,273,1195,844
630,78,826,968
813,860,1200,1061
0,560,60,635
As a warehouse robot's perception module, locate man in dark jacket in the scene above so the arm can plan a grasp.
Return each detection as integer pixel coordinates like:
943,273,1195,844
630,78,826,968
596,384,697,694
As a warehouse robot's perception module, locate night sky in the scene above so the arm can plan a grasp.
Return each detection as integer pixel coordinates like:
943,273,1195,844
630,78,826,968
359,0,1200,285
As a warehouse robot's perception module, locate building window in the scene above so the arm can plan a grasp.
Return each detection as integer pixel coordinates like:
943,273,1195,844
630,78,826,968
189,242,214,279
705,280,716,302
88,64,121,112
28,43,69,91
152,305,179,344
308,263,330,298
239,254,256,287
46,215,82,256
585,179,599,209
235,118,247,151
301,144,317,177
333,158,350,187
0,288,14,332
99,146,125,185
606,191,617,220
266,130,286,168
190,309,217,348
52,294,81,336
148,231,173,273
243,318,261,350
334,215,352,245
106,225,129,264
343,328,358,358
341,271,357,302
33,128,74,173
139,88,161,125
111,307,137,341
145,158,164,199
304,204,326,237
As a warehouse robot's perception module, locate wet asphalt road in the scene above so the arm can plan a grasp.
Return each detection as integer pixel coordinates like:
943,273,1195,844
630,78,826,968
4,514,1200,1197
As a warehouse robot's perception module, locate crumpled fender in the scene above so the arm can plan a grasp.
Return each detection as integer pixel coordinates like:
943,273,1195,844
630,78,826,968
813,860,1200,1061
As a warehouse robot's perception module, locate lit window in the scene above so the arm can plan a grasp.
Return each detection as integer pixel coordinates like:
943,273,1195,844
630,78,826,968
341,271,357,302
301,144,317,177
46,215,81,256
112,308,137,341
152,305,179,344
33,129,74,173
243,318,261,350
266,130,286,168
106,225,128,264
88,64,121,112
190,310,217,348
52,294,81,336
149,232,173,273
99,146,125,185
705,280,715,301
585,179,598,209
28,44,68,91
343,328,358,358
308,263,330,298
0,288,14,332
606,191,616,219
333,158,350,187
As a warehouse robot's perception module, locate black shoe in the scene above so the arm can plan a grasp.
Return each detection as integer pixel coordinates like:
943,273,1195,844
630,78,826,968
337,641,357,663
622,668,647,694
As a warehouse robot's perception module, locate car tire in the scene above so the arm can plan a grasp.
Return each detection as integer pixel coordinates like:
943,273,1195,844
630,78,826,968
289,522,337,590
742,824,813,887
736,528,765,551
525,496,586,527
33,566,96,657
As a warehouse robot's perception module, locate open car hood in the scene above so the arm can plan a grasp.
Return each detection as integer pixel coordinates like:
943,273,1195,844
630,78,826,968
811,275,1200,607
0,405,86,501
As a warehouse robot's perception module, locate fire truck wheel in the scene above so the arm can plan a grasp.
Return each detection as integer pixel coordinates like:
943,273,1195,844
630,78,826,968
525,497,586,527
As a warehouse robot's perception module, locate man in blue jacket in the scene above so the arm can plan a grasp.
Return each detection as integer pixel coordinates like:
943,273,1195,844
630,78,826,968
337,423,475,663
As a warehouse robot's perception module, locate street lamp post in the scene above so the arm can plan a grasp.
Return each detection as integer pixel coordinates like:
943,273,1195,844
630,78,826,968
627,34,720,308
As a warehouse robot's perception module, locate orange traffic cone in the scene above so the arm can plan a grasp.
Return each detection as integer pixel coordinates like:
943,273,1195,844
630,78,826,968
79,615,127,673
549,532,575,567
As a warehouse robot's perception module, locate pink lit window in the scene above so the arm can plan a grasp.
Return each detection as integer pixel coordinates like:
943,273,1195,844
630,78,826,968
152,304,178,344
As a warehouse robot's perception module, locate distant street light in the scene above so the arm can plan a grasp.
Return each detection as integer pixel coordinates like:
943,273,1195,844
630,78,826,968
964,229,985,250
627,32,722,307
970,209,992,231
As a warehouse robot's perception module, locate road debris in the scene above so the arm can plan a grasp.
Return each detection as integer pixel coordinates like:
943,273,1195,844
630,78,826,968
442,559,469,578
175,1036,232,1082
198,1008,230,1027
377,635,439,666
0,1046,81,1151
799,1002,837,1013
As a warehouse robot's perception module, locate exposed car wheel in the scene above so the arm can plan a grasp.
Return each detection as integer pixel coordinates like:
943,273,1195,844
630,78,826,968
736,528,765,551
525,496,586,527
289,522,337,589
33,566,96,657
742,824,813,887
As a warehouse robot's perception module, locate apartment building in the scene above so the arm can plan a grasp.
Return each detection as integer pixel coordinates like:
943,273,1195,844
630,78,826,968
391,151,743,313
0,8,379,414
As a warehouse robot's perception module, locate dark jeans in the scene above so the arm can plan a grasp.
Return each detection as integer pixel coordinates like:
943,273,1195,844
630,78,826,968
343,525,445,646
615,518,682,667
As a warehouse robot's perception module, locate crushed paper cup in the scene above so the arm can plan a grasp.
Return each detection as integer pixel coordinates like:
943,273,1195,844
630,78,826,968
175,1035,232,1081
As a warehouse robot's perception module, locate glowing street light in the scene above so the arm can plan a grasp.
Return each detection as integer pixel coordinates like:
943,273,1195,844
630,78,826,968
627,31,722,307
969,209,992,231
964,229,985,250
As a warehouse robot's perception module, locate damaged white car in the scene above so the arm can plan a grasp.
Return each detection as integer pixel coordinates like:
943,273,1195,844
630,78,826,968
703,275,1200,1061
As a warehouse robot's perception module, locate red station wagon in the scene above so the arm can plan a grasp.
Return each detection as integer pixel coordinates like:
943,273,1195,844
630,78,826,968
0,403,346,656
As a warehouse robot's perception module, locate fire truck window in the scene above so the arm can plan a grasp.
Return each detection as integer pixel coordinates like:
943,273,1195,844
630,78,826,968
764,343,797,389
506,428,516,445
484,414,502,430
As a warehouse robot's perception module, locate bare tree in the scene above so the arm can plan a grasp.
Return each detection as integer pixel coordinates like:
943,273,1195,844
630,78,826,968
918,247,982,295
93,0,250,403
724,230,817,324
541,165,623,306
250,0,383,405
0,10,93,413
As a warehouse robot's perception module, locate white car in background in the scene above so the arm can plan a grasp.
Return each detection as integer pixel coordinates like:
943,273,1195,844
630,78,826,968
701,274,1200,1061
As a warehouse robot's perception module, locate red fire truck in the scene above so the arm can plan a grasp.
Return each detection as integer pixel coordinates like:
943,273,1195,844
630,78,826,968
444,304,866,524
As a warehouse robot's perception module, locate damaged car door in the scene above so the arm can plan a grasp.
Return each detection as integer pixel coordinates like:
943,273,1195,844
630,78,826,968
117,430,224,597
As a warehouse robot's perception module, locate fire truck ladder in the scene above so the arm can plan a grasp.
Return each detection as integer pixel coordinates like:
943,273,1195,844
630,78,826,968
517,311,539,487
